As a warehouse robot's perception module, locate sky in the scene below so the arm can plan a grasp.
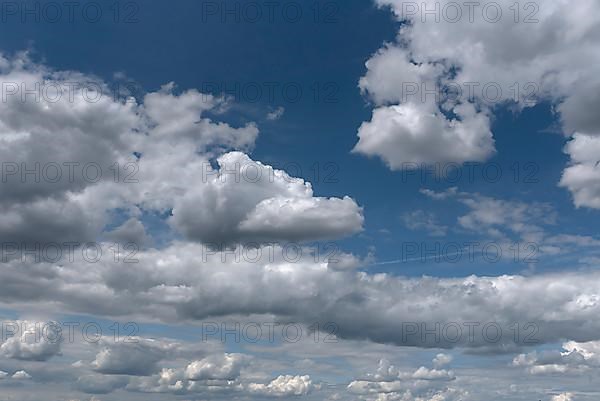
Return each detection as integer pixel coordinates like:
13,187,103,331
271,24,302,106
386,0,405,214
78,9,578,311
0,0,599,400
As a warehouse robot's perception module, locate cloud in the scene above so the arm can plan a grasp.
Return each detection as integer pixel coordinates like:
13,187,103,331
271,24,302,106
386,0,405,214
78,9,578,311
0,320,62,361
432,354,453,369
248,375,314,397
184,354,247,381
267,106,285,121
552,393,575,401
103,218,152,247
12,370,32,379
347,359,461,401
559,134,600,209
514,340,600,375
141,82,258,153
170,152,364,246
0,51,363,252
91,338,180,376
2,242,600,351
75,375,128,394
353,102,494,169
354,0,600,210
402,210,447,237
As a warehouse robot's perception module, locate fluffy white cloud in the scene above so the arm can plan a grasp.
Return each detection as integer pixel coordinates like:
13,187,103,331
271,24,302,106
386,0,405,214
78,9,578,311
348,359,461,401
354,102,494,169
514,340,600,375
185,354,247,381
355,0,600,210
2,242,600,350
91,338,180,376
432,354,452,370
559,134,600,209
248,375,314,397
12,370,32,379
170,152,364,245
0,320,62,361
552,393,575,401
0,52,363,251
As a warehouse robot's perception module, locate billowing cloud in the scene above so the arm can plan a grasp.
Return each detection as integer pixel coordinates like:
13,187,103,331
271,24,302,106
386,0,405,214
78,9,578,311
0,320,62,361
0,51,363,251
347,359,462,401
185,354,247,381
248,375,314,397
353,0,600,210
170,152,364,246
353,102,494,169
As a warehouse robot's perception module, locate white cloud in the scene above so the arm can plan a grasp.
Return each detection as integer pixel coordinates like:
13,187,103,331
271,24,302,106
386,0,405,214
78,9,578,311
2,242,600,350
552,393,575,401
355,0,600,210
248,375,314,397
170,152,364,245
267,106,285,121
0,52,363,250
348,360,461,401
185,354,247,381
514,340,600,375
0,320,62,361
353,102,494,169
432,354,453,370
402,210,447,237
559,134,600,209
12,370,32,379
91,338,180,376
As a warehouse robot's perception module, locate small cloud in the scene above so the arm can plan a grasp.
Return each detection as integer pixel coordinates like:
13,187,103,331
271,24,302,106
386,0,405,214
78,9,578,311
12,370,32,380
401,210,447,237
552,393,574,401
433,353,453,369
266,106,285,121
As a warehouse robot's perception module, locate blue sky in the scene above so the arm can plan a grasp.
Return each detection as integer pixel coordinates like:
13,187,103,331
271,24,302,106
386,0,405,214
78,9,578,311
0,1,599,401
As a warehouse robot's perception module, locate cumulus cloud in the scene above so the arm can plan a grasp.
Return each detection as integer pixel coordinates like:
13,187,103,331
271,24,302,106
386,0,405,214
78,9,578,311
432,354,453,370
347,359,461,401
185,354,247,381
559,134,600,209
12,370,32,379
514,340,600,375
0,320,62,361
0,52,363,251
91,338,180,376
353,102,494,169
552,393,575,401
248,375,314,397
170,152,364,246
122,349,314,398
354,0,600,209
2,242,600,351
